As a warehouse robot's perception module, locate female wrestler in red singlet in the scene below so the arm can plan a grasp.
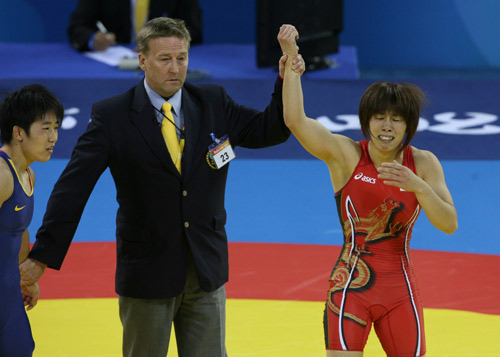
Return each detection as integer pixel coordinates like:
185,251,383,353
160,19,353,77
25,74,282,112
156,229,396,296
278,25,457,357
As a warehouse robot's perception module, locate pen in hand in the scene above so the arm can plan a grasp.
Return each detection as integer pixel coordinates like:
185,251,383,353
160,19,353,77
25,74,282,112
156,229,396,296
93,21,116,51
96,21,108,34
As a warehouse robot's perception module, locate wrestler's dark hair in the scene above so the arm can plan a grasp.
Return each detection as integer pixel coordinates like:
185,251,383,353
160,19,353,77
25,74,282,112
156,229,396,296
137,17,191,56
358,81,426,152
0,84,64,144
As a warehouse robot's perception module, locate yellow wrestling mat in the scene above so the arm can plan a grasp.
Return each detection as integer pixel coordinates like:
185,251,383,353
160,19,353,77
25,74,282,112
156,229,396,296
29,298,500,356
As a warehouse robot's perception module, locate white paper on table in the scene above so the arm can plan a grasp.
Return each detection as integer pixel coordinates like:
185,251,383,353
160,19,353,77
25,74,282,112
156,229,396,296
83,46,138,67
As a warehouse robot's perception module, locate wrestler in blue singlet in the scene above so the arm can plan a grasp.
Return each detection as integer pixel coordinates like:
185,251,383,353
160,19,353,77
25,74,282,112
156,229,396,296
0,150,35,356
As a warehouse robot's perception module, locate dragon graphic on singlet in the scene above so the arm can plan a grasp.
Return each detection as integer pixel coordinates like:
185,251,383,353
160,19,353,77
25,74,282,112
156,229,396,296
327,197,406,326
347,198,403,243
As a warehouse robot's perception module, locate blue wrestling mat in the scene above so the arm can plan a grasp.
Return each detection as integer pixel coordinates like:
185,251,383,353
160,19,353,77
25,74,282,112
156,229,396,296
29,157,499,256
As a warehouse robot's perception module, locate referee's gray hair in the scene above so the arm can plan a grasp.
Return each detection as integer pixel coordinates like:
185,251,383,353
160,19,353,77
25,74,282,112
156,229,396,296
137,17,191,55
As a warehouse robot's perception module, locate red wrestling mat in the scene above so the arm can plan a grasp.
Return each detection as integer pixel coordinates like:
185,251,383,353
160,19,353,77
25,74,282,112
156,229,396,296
37,242,500,315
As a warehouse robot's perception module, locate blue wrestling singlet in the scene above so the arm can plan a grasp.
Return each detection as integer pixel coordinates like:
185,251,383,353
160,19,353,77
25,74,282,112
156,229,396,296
0,150,35,356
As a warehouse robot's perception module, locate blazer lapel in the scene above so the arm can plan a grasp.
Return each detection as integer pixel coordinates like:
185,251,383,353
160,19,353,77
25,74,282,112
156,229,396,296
131,82,181,178
181,88,202,180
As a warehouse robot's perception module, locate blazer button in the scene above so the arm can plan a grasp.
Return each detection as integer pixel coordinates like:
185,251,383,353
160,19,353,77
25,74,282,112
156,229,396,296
182,190,188,197
184,221,190,228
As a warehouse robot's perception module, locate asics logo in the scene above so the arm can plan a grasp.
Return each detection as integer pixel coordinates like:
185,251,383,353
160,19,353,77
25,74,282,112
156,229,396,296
15,205,26,211
354,172,376,184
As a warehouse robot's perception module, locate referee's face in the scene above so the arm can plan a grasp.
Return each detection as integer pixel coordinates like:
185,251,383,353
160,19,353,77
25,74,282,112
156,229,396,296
139,36,189,99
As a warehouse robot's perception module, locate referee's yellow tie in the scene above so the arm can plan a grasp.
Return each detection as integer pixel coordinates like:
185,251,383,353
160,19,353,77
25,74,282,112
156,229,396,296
135,0,150,35
161,102,184,173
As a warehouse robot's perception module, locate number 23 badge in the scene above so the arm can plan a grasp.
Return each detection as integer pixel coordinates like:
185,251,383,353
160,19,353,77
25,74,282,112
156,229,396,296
206,133,235,169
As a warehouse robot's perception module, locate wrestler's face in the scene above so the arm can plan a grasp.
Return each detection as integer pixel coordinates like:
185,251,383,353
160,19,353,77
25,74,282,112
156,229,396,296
18,113,59,162
139,36,189,99
369,111,407,152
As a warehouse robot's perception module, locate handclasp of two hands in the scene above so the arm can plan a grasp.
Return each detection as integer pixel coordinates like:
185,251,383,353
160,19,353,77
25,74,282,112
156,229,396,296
19,258,47,311
277,24,305,77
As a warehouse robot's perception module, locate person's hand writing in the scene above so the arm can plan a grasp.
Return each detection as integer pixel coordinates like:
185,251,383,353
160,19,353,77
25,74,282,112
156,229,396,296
21,282,39,311
93,31,117,51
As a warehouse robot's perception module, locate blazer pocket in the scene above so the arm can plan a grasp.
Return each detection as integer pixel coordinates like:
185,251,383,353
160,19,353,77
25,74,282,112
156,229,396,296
213,210,227,231
118,225,153,261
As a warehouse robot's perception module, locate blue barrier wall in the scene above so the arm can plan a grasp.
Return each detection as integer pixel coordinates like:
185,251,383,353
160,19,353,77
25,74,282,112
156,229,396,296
1,0,499,68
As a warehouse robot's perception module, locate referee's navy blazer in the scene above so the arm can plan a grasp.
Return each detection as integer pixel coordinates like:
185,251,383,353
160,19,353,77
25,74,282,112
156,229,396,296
30,78,290,298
